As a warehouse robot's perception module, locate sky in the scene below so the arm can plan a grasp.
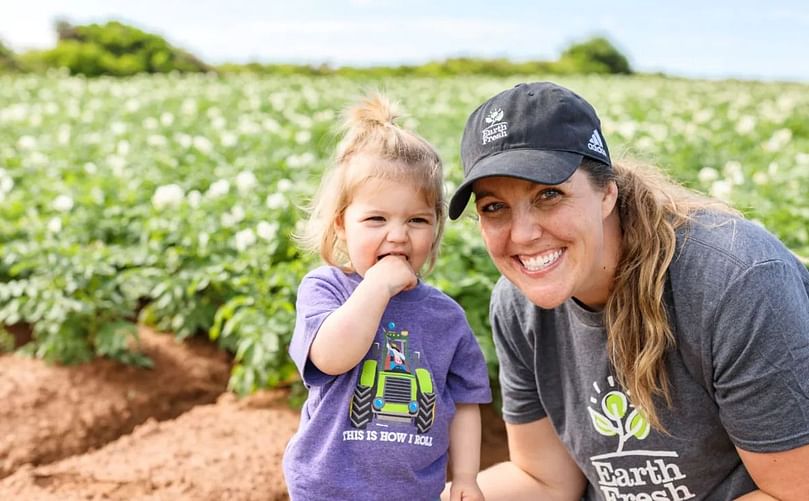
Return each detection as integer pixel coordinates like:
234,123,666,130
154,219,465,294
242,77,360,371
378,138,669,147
1,0,808,82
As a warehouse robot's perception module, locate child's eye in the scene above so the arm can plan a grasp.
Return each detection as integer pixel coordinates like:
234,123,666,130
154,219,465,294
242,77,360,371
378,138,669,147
365,216,385,222
409,217,431,224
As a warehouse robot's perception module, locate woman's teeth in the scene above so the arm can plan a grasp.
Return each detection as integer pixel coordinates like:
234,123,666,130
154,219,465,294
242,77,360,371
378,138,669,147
520,249,562,271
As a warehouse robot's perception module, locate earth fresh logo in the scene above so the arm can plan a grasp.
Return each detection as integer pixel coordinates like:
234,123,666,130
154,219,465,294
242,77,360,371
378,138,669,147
481,108,508,145
484,108,503,124
587,377,695,501
588,378,649,452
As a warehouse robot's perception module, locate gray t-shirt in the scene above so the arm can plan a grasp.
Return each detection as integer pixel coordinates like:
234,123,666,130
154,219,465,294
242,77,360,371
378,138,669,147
492,212,809,500
284,266,492,501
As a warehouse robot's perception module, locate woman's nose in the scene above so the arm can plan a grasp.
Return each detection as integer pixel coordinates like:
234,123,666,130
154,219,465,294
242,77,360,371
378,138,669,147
509,213,543,244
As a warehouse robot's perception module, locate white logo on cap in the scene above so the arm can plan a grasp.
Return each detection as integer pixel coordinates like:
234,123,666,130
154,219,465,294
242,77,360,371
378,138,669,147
587,129,606,156
482,108,508,145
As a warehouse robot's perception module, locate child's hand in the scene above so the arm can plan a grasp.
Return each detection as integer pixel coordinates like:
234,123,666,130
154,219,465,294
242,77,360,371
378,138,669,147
364,254,418,297
449,477,485,501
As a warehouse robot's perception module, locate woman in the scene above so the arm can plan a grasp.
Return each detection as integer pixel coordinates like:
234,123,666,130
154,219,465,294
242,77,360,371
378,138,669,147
445,82,809,500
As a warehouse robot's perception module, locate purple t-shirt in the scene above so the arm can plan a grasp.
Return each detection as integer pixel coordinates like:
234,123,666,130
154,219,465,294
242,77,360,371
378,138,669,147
283,266,492,501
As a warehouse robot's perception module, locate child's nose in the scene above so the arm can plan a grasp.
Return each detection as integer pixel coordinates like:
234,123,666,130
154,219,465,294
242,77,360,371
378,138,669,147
387,224,408,242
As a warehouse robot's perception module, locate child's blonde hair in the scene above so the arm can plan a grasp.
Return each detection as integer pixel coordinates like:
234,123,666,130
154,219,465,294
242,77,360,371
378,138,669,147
297,93,446,273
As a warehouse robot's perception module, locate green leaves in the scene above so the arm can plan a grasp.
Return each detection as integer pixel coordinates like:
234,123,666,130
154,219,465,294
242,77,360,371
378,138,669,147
588,406,620,437
601,391,629,421
588,390,650,449
626,408,650,440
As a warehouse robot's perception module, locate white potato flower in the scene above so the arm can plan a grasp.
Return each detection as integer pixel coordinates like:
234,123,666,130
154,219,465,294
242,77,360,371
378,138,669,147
735,116,756,135
763,128,793,152
723,161,744,185
0,169,14,194
17,135,37,150
220,132,238,147
234,228,257,252
152,184,185,209
235,171,258,194
198,232,210,249
277,179,293,192
752,172,769,185
266,193,286,210
697,167,719,184
47,217,62,233
111,122,127,135
221,206,246,227
107,155,127,177
187,190,202,208
52,194,74,212
206,179,230,199
193,136,213,154
147,135,168,147
58,126,71,145
710,180,733,202
257,221,279,241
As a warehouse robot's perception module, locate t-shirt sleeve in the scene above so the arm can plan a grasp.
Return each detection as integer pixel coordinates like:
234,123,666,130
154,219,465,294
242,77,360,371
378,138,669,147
711,259,809,452
491,281,547,424
288,273,346,387
445,314,492,405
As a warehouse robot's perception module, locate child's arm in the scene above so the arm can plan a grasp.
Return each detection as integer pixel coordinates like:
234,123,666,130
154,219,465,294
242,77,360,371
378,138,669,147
309,256,417,375
448,403,484,501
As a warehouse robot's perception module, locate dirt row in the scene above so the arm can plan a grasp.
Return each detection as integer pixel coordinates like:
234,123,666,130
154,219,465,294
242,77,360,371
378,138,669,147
0,326,508,500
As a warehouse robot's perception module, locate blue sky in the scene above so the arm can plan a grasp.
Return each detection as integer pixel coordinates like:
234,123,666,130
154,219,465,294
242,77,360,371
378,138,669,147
2,0,808,82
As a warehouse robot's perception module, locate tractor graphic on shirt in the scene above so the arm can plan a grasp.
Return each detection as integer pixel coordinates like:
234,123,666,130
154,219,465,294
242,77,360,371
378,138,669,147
349,323,436,434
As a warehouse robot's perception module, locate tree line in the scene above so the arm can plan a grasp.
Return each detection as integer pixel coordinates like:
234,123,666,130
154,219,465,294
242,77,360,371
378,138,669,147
0,20,632,77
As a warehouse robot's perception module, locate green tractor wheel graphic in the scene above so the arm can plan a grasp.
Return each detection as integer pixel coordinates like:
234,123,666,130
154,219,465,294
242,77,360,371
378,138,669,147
415,390,436,434
350,323,436,433
350,384,373,429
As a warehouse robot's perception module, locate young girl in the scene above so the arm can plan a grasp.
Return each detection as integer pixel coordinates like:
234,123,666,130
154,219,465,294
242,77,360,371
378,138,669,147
283,94,492,501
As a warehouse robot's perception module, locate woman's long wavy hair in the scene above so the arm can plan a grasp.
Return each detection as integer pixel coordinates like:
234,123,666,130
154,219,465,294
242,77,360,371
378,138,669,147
581,158,737,431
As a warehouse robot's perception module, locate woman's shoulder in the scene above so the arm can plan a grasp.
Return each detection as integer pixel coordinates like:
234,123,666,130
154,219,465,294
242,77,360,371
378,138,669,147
675,211,801,272
670,211,809,304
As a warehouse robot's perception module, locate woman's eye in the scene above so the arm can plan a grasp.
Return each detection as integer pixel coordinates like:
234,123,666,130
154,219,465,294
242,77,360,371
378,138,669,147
480,201,505,213
538,189,562,202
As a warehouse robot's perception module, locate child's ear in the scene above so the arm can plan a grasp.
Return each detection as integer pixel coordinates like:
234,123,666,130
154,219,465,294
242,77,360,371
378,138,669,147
335,214,346,240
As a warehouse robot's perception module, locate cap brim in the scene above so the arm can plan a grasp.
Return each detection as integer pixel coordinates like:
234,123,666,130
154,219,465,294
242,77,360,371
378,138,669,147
448,149,584,219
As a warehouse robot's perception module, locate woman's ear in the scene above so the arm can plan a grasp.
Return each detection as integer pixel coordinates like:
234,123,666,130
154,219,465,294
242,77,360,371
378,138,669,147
602,180,619,217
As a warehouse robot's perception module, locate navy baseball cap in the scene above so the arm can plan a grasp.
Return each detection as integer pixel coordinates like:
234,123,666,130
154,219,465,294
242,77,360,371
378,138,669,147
448,82,611,219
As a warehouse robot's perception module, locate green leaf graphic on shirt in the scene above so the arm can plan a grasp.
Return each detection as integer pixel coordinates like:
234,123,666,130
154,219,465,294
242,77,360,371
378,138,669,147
601,391,628,420
625,408,650,440
588,378,651,452
588,406,620,436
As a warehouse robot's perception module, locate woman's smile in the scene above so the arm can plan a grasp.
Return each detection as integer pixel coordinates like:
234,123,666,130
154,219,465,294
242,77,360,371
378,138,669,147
516,248,565,272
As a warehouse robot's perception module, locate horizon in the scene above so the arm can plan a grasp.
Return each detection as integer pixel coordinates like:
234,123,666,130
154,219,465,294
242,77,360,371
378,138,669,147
1,0,808,83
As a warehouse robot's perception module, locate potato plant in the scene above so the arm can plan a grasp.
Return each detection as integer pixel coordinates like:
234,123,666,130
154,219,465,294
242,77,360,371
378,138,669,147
1,73,807,392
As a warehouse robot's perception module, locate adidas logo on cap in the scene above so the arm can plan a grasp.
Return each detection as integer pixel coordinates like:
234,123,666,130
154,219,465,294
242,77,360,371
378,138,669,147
587,129,606,156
